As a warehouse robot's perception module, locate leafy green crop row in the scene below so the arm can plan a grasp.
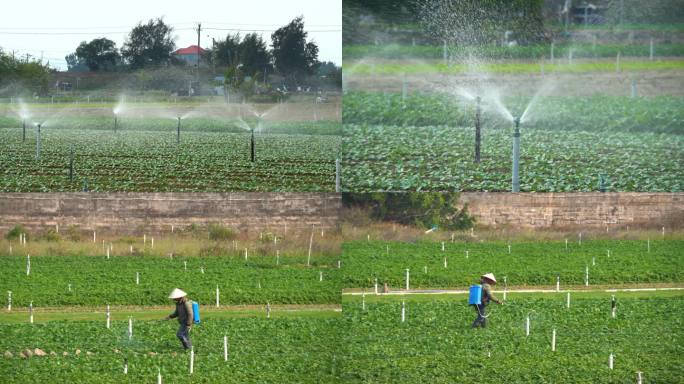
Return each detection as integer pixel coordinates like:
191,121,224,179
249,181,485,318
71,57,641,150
344,43,684,60
344,60,684,74
342,124,682,191
343,92,684,134
340,295,683,383
0,128,340,192
0,316,341,383
342,239,684,288
0,116,342,136
0,254,342,306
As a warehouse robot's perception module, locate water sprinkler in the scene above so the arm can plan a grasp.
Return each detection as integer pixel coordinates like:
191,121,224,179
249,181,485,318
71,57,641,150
35,123,42,160
250,127,255,162
22,119,26,142
114,113,118,131
177,117,181,144
512,117,521,192
474,96,482,164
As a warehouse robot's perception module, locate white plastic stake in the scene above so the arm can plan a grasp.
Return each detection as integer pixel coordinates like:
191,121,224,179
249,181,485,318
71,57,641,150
26,254,30,276
129,245,133,254
607,249,611,258
637,371,643,384
68,284,72,292
649,38,654,60
157,367,162,384
441,242,445,251
106,305,111,329
276,250,280,265
29,301,34,323
184,261,187,271
361,291,366,310
143,234,146,245
367,234,370,242
503,276,508,301
224,335,228,361
216,286,220,308
551,328,556,351
374,278,378,295
106,248,110,259
592,257,596,266
443,257,447,268
93,231,96,243
508,244,511,254
405,269,410,290
525,316,530,337
556,275,560,292
123,360,128,374
662,226,665,238
401,300,406,323
244,248,248,260
189,347,194,374
647,239,650,253
565,239,568,249
466,250,469,259
266,302,271,318
337,260,341,269
579,232,582,245
609,353,614,370
7,291,11,311
200,266,204,274
585,266,589,286
319,271,323,282
128,317,133,340
136,272,139,285
566,292,571,308
423,266,427,274
151,237,154,248
307,230,314,266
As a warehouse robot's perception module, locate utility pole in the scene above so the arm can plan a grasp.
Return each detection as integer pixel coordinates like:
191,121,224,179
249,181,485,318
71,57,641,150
196,23,202,89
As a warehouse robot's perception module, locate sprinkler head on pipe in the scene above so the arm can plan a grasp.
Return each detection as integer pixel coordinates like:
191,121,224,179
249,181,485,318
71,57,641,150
513,117,521,135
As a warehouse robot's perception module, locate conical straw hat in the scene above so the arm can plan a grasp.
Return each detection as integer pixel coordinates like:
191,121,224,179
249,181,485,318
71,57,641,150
481,273,497,284
168,288,187,299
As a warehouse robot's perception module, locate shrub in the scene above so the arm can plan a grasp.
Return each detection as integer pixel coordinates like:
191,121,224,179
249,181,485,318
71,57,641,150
208,224,237,241
5,225,28,241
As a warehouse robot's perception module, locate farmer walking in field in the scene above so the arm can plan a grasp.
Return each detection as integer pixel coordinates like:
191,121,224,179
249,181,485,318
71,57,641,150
164,288,194,349
471,273,503,328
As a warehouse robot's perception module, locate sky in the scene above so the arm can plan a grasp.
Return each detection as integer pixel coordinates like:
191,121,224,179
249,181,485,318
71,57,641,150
0,0,341,70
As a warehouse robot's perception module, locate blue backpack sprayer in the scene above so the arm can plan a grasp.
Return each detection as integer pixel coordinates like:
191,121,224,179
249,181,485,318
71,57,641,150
469,284,490,318
192,301,200,324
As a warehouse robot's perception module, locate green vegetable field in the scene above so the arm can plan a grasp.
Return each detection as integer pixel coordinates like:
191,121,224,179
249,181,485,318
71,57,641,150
0,314,341,383
339,293,683,383
0,126,340,192
342,93,683,191
0,254,342,306
342,239,684,289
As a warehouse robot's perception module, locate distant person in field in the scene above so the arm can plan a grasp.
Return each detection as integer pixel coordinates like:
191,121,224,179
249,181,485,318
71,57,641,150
472,273,503,328
164,288,193,349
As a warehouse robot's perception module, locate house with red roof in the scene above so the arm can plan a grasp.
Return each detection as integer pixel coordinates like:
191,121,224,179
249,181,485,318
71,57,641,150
172,45,206,66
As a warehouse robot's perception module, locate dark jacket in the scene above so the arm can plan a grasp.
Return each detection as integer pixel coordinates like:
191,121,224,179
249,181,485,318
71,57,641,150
480,282,500,305
169,297,194,326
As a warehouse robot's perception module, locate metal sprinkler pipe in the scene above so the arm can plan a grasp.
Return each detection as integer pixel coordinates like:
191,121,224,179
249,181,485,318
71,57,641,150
22,119,26,142
474,96,482,163
512,118,520,192
250,127,255,162
114,114,118,131
177,117,181,144
35,123,42,160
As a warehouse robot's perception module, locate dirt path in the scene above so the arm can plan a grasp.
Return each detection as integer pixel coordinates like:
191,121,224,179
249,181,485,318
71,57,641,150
343,283,684,295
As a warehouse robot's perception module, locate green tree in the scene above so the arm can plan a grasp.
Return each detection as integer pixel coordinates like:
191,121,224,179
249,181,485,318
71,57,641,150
0,48,51,95
121,18,176,69
239,33,271,80
75,38,120,71
271,16,320,84
211,33,241,67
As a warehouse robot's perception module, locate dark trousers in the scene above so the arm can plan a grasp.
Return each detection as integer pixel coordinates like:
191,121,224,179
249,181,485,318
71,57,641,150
472,304,487,328
176,325,192,349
